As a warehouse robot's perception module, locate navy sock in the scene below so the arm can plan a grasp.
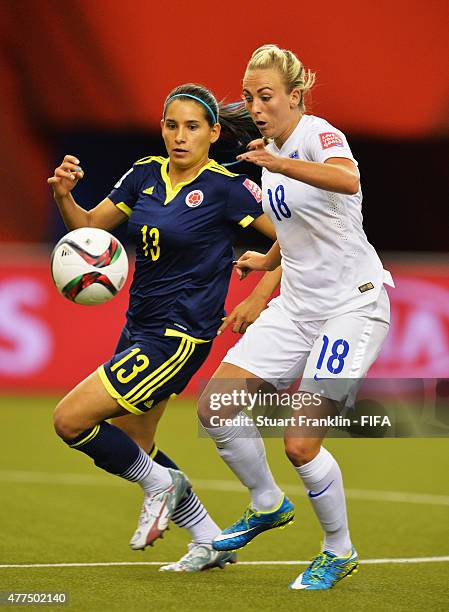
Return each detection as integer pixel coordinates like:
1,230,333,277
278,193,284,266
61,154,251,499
149,444,180,470
66,421,141,475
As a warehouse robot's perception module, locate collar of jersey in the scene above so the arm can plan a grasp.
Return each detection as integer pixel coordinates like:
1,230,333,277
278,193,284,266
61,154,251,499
160,158,216,205
271,114,307,155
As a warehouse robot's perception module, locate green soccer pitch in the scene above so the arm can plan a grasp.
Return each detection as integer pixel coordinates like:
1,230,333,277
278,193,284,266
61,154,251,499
0,396,448,611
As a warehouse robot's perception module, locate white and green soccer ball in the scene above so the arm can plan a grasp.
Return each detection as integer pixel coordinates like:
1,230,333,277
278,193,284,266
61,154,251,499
51,228,128,305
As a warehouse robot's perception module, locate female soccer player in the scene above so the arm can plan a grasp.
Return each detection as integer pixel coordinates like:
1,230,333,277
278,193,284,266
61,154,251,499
199,45,394,589
48,83,280,572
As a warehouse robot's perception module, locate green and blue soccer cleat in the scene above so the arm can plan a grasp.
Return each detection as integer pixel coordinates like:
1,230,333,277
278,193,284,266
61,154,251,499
289,547,359,590
212,494,295,551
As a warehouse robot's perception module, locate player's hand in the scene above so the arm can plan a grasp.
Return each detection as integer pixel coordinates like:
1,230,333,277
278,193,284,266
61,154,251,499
47,155,84,198
234,251,269,280
217,295,267,335
237,148,283,172
246,138,266,151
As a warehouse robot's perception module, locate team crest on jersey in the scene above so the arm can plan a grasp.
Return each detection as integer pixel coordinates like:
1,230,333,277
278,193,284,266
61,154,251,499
289,150,299,159
243,178,262,203
185,190,204,207
319,132,344,149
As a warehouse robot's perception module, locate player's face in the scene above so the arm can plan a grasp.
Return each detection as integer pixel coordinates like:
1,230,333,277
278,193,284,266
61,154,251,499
161,100,220,169
242,68,301,146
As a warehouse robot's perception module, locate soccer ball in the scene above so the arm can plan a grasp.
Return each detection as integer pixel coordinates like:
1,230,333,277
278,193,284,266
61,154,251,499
51,228,128,305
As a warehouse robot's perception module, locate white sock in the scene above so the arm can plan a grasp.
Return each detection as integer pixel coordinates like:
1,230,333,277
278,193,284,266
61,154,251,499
131,450,173,495
203,413,282,512
295,447,352,556
189,515,221,545
171,489,221,544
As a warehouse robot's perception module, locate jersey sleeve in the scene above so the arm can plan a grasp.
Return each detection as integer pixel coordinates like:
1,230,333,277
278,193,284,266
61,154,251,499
107,164,140,217
305,125,358,166
226,176,264,228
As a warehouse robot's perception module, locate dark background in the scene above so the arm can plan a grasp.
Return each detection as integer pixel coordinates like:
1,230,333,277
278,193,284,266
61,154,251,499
49,130,449,253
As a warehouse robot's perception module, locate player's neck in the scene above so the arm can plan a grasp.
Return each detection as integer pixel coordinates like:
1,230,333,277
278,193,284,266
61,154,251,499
274,112,303,149
168,157,210,188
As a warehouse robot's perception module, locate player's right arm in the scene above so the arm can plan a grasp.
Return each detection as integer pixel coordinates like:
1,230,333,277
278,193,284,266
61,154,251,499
47,154,127,231
217,266,282,335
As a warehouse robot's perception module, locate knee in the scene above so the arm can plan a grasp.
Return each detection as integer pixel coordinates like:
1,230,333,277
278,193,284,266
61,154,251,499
197,390,211,426
284,438,321,466
198,386,223,426
53,399,82,440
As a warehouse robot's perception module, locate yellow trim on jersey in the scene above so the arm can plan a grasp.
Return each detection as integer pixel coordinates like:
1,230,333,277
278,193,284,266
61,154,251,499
164,328,212,344
143,186,154,195
97,366,145,415
149,444,159,459
239,215,255,228
116,201,132,217
69,424,100,448
137,341,196,405
123,338,189,403
160,158,217,205
135,155,166,166
208,161,239,178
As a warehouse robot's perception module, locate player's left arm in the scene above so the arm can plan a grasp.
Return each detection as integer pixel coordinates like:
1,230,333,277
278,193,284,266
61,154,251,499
218,213,280,335
237,148,359,195
218,266,281,335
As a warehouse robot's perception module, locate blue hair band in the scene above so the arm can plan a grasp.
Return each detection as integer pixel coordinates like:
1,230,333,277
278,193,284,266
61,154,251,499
164,93,218,124
222,159,243,167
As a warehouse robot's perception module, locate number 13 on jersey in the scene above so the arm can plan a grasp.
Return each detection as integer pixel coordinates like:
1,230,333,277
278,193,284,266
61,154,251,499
141,225,160,261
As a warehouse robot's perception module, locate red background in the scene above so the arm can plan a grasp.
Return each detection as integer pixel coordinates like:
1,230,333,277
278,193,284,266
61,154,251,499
1,257,449,394
1,0,448,242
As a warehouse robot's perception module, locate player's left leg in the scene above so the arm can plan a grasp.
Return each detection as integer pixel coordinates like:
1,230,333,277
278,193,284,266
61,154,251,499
113,407,235,572
288,288,390,590
112,402,167,450
284,411,359,590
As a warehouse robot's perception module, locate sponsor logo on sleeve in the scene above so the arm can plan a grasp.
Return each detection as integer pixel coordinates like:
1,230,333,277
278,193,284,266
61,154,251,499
319,132,344,150
185,190,204,207
243,178,262,203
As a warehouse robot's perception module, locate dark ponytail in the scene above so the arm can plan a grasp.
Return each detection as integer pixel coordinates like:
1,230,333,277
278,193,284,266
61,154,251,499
164,83,258,150
218,101,259,148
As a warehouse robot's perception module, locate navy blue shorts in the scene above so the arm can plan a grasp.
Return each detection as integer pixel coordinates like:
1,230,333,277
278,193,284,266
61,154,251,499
98,328,212,414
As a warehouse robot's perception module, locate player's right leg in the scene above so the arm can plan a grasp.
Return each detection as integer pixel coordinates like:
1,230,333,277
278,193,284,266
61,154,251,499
95,331,216,550
198,299,308,551
54,373,190,549
199,362,294,551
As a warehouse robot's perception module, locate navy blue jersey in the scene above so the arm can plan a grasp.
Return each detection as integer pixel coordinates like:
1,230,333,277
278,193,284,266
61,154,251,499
108,156,264,341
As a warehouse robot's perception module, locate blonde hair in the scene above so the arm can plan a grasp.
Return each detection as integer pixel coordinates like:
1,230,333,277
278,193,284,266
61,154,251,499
246,44,316,111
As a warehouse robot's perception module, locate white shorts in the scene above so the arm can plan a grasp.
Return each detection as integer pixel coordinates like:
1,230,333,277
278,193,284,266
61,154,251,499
224,287,390,404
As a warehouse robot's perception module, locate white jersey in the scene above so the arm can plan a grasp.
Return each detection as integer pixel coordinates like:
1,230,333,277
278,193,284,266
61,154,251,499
263,114,393,321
